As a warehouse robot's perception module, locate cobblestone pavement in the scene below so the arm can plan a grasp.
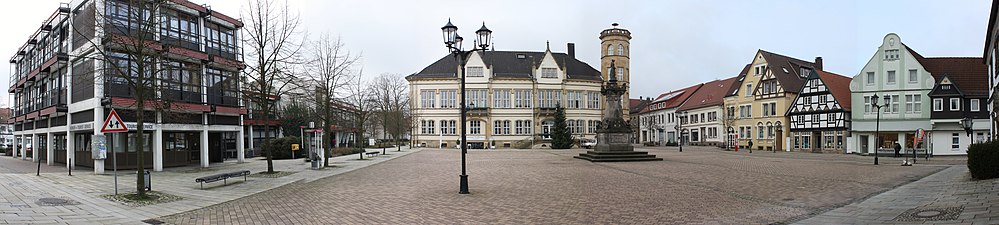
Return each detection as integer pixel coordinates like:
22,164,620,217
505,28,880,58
0,148,416,224
0,156,70,174
796,166,999,225
159,146,956,224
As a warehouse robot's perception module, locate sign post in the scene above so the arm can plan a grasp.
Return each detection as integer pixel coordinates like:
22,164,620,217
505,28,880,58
101,109,129,195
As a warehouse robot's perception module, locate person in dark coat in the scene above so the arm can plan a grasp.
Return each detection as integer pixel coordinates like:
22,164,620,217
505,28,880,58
893,142,902,157
748,140,754,153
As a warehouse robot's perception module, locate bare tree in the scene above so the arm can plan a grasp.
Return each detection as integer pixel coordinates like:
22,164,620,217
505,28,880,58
370,73,409,152
344,71,374,156
242,0,305,173
301,33,359,167
70,0,209,197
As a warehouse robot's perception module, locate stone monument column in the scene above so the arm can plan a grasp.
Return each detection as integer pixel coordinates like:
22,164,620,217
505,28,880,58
575,60,662,162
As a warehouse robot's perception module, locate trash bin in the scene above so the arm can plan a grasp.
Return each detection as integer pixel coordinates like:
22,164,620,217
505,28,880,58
310,153,319,169
137,170,151,191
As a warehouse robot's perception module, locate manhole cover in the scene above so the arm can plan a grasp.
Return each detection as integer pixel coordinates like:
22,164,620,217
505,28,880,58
36,197,78,206
915,210,942,218
894,206,963,221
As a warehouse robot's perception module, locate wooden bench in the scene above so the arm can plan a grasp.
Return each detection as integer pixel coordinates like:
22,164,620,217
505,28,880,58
365,151,380,158
195,170,251,189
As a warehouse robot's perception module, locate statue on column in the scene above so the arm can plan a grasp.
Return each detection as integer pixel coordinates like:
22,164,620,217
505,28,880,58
575,60,662,162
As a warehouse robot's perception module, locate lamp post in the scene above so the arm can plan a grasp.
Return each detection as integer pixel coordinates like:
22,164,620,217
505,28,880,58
961,117,974,137
441,19,492,195
675,111,686,152
870,94,890,165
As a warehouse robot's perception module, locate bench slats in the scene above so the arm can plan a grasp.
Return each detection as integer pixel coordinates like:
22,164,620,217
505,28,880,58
195,170,251,189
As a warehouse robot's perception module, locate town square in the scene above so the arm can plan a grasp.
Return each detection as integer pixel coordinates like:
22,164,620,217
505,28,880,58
0,0,998,224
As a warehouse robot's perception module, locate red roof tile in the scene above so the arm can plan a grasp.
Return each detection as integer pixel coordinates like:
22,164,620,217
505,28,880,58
641,84,703,114
678,77,738,111
906,46,988,96
815,70,853,111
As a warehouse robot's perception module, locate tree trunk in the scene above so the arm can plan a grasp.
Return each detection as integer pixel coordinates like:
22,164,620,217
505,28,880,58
135,87,146,197
263,102,274,173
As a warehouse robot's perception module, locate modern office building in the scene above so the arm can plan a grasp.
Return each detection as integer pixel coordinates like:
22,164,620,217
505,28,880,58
8,0,245,173
848,33,986,156
407,24,633,149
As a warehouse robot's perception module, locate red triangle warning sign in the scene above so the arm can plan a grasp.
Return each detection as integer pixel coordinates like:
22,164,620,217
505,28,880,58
101,109,129,133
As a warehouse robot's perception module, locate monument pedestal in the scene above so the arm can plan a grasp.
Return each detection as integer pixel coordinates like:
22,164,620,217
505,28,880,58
574,133,662,162
574,59,661,162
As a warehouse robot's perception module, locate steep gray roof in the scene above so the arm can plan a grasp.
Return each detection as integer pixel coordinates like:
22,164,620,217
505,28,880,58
406,51,601,81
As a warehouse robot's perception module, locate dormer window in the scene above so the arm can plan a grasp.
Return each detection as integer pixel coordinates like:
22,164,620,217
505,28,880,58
467,66,484,77
541,68,557,78
800,68,810,77
754,65,767,76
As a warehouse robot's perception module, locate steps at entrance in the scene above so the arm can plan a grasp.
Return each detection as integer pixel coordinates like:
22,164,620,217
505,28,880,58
574,150,663,162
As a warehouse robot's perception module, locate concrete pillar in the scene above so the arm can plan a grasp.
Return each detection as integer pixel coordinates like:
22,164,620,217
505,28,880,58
20,136,27,160
46,133,54,166
13,135,20,158
31,133,38,163
66,131,74,170
153,127,163,171
94,105,105,175
248,126,254,156
236,128,245,163
201,128,209,168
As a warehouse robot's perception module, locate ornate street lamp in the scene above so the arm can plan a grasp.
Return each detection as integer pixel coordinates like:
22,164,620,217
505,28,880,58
961,116,973,137
870,93,890,165
441,19,492,195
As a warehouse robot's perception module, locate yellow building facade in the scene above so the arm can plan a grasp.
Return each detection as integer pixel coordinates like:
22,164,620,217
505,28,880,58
724,50,823,151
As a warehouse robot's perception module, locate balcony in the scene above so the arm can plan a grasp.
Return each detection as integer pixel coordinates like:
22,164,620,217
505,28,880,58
467,107,489,117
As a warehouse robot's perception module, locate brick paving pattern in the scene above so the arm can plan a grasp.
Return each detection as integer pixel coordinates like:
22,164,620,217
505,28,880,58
158,146,953,224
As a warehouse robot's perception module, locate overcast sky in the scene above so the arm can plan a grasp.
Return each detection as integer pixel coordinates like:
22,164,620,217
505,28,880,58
1,0,992,105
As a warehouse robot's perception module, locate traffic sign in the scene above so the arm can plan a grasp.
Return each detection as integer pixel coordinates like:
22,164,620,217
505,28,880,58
291,144,300,151
101,109,129,133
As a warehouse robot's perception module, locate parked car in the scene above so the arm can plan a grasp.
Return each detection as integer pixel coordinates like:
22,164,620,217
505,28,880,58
581,138,597,149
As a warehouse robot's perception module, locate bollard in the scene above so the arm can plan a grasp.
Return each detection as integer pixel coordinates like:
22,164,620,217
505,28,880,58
37,158,42,176
68,159,72,176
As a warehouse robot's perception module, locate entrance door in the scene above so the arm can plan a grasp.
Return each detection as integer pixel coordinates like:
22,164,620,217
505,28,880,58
812,131,821,152
658,130,665,144
775,129,783,151
541,121,553,140
208,133,223,163
860,135,869,154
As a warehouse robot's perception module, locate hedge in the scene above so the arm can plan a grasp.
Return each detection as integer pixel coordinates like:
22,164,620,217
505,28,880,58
968,140,999,180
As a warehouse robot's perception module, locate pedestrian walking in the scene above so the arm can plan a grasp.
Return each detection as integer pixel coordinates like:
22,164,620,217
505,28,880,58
893,142,902,157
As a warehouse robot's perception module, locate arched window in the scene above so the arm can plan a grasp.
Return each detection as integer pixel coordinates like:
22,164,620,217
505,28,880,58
617,44,624,55
606,45,614,56
616,67,624,80
766,122,774,139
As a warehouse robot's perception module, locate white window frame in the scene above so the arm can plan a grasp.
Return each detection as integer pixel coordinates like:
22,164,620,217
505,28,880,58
950,98,960,111
745,84,753,97
467,66,484,77
867,72,875,85
469,120,482,135
541,68,558,78
933,98,943,112
908,69,918,83
886,70,896,84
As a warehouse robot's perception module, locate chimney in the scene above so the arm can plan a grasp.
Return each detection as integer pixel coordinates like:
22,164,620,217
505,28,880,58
814,56,823,71
567,43,575,58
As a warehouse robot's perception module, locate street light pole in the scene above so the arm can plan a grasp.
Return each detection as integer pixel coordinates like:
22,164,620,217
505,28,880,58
871,94,890,165
442,20,492,195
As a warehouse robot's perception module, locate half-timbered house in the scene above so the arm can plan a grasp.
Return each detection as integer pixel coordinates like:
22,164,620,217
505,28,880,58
787,70,852,153
724,50,824,151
